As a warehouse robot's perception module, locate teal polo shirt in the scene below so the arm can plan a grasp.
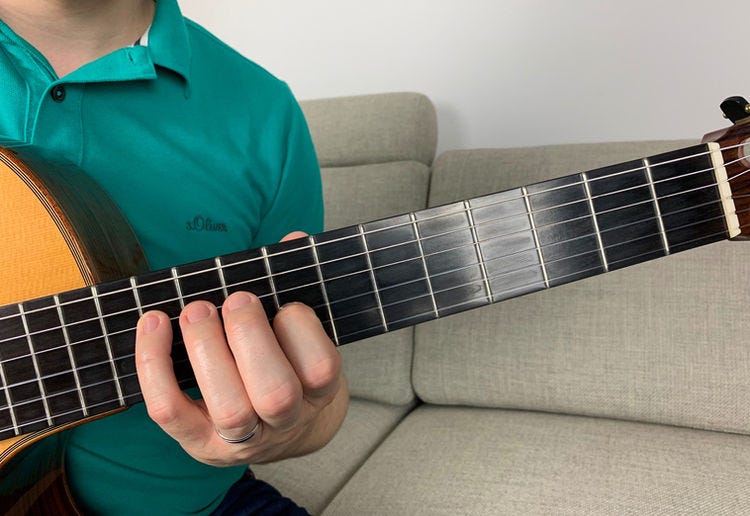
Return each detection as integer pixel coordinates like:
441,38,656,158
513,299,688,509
0,1,323,513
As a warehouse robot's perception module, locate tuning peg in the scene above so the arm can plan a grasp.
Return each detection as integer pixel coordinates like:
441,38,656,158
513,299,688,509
720,96,750,123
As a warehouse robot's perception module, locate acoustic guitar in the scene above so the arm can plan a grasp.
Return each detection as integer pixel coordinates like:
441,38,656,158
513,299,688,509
2,97,750,514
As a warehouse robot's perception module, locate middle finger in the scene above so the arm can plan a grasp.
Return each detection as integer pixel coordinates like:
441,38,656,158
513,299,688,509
180,300,257,438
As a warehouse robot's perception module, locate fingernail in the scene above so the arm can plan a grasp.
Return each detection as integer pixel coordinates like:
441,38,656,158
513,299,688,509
140,313,161,334
185,303,212,323
277,301,304,312
225,292,253,312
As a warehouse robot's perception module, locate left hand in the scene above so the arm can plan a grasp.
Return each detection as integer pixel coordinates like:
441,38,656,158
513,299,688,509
134,233,349,466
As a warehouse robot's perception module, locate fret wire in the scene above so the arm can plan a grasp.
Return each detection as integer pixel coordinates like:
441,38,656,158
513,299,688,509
339,280,546,342
330,209,745,334
0,210,743,403
643,157,671,255
54,294,88,417
18,304,53,427
1,151,736,328
0,231,586,397
10,202,750,400
326,202,726,314
464,200,493,303
0,332,20,434
130,277,144,317
171,267,186,310
261,247,280,311
0,160,728,330
1,184,734,356
4,200,734,379
222,178,731,299
522,186,550,288
91,286,126,407
3,347,151,395
22,160,724,325
359,223,388,332
309,235,339,345
215,257,230,299
335,241,667,342
0,191,732,352
410,213,439,318
0,144,744,433
334,217,746,343
0,157,741,328
581,172,609,272
0,356,196,434
0,160,740,350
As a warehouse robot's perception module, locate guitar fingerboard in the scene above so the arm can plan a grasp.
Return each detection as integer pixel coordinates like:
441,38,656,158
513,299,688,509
0,143,733,439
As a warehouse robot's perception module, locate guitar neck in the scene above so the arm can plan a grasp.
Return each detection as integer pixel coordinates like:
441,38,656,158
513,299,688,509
0,142,739,440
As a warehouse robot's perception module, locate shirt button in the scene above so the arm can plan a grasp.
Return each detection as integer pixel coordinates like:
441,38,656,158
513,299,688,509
50,84,66,102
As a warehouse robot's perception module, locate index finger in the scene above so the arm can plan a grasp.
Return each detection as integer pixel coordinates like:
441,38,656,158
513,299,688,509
135,310,213,446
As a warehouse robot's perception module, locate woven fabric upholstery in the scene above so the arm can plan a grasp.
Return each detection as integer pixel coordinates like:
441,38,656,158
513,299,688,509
323,406,750,515
301,92,437,168
253,399,412,514
320,161,430,231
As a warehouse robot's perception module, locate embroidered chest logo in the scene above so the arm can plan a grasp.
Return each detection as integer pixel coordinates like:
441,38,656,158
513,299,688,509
186,215,228,233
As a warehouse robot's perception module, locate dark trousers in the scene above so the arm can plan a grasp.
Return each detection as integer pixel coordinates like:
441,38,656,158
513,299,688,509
212,469,310,516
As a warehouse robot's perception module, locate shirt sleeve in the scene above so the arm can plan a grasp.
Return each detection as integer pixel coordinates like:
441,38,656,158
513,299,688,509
250,86,324,247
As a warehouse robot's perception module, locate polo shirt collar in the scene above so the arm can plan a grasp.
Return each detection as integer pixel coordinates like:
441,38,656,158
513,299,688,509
146,0,191,84
0,0,192,89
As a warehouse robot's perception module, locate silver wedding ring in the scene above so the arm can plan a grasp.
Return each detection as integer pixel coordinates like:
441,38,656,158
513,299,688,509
216,420,261,444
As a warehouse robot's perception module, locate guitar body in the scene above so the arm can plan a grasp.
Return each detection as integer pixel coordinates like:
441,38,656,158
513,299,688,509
0,147,147,514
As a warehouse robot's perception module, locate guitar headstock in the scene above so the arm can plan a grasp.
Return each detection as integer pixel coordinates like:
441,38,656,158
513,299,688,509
701,96,750,240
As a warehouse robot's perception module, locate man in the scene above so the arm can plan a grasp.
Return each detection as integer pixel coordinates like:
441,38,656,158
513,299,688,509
0,0,348,513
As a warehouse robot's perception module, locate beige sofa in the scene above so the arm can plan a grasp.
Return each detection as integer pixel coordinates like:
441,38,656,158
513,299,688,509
253,93,750,514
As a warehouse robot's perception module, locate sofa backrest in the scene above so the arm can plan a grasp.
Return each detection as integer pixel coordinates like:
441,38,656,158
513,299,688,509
300,92,437,406
415,142,750,434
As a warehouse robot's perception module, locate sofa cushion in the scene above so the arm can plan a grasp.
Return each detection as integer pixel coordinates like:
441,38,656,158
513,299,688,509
322,406,750,515
301,92,437,168
415,142,750,433
252,398,412,514
321,161,430,230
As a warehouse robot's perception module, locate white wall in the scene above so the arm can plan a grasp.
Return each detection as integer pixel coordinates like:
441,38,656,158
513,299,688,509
180,0,750,153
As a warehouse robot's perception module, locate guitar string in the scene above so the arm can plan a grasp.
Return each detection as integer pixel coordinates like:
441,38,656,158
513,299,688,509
2,214,750,431
0,147,747,359
0,142,745,327
1,142,748,429
2,213,750,434
0,173,738,354
0,205,747,414
1,185,748,382
3,144,742,322
0,156,747,353
0,373,196,436
1,144,746,331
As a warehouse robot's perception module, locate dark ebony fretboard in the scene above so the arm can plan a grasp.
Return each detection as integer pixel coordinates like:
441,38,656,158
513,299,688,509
0,143,738,440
